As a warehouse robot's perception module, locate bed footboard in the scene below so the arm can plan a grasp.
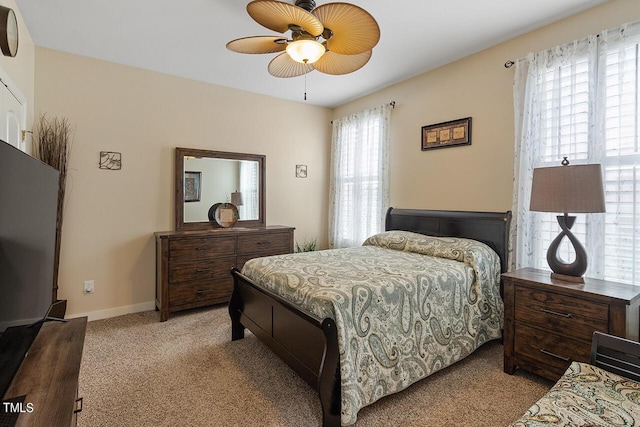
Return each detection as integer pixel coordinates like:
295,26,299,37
229,268,341,427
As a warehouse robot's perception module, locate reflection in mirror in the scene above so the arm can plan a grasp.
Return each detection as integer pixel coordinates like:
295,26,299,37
183,158,260,223
175,148,265,231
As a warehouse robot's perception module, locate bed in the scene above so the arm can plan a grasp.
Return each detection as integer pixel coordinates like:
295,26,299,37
228,208,512,426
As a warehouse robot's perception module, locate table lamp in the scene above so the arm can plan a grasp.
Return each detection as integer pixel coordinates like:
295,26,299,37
529,157,605,283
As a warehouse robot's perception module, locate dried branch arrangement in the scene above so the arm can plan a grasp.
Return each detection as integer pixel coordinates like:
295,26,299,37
32,114,73,302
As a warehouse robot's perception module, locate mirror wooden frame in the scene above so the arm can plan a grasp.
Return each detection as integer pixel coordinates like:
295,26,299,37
174,147,266,230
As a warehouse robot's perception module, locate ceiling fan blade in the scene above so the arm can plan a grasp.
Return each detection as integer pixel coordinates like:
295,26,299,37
247,0,324,36
226,36,287,54
268,52,314,78
312,50,372,75
312,3,380,55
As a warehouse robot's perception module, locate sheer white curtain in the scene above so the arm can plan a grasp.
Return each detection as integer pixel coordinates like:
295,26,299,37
238,160,258,220
329,104,391,248
511,21,640,284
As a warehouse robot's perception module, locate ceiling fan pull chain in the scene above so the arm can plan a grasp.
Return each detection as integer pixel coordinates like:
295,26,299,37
304,73,307,101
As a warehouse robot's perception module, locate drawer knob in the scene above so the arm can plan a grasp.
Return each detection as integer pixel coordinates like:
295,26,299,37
540,308,572,318
196,289,215,295
539,348,571,362
195,268,212,273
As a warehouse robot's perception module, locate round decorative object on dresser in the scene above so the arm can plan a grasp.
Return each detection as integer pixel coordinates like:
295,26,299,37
0,6,18,57
214,203,239,228
207,203,222,221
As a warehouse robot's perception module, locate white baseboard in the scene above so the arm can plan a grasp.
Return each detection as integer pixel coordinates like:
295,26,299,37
68,301,156,322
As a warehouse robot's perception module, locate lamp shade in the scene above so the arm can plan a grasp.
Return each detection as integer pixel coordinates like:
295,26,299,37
231,191,244,207
286,40,325,64
530,163,605,214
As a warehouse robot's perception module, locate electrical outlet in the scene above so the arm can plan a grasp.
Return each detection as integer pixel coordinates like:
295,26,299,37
83,280,94,294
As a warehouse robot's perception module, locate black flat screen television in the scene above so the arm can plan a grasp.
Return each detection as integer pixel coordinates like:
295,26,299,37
0,139,60,400
0,139,59,332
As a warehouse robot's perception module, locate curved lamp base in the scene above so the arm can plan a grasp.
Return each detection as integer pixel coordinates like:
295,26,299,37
547,214,587,283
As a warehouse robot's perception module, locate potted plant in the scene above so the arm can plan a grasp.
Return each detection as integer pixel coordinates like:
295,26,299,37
295,237,318,253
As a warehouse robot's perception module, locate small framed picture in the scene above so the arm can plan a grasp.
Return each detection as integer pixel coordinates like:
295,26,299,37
184,171,201,202
296,164,307,178
99,151,122,170
421,117,471,151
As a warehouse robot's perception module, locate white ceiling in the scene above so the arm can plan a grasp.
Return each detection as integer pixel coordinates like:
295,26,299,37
16,0,606,108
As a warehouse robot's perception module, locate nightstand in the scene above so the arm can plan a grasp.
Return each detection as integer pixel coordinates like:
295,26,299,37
503,267,640,381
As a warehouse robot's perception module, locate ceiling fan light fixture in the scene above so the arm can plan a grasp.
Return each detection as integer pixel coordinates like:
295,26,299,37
286,39,325,64
230,0,379,77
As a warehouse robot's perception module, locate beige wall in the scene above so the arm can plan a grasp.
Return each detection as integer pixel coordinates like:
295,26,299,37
0,0,35,146
30,0,640,319
34,48,331,318
333,0,640,212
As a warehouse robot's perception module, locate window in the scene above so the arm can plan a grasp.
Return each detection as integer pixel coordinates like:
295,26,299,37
329,104,391,248
512,22,640,284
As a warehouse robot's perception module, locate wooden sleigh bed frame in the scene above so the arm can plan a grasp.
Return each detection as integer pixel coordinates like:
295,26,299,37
229,208,512,426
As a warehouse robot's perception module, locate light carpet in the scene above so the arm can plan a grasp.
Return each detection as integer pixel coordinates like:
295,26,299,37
77,306,552,426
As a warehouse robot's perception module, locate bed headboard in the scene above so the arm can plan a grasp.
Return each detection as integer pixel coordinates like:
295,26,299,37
385,208,512,273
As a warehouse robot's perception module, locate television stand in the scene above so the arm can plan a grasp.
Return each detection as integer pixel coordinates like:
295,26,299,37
0,324,42,403
1,317,87,426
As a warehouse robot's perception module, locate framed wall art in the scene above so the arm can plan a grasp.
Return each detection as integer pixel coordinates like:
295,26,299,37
295,164,307,178
421,117,471,151
99,151,122,170
184,171,201,202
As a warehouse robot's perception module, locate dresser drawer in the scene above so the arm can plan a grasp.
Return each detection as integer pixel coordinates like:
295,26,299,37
237,232,291,256
169,236,236,259
514,286,609,341
169,256,236,284
170,277,234,308
514,322,591,378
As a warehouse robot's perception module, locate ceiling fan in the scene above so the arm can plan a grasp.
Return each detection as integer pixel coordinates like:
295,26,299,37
226,0,380,78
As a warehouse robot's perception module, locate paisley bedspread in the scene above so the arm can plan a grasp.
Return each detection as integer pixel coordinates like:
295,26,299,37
241,230,503,425
510,361,640,427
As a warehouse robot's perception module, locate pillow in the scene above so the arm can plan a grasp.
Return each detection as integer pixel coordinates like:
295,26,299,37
362,230,501,284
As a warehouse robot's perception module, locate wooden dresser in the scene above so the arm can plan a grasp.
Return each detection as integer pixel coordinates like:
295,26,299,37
155,225,294,321
503,267,640,381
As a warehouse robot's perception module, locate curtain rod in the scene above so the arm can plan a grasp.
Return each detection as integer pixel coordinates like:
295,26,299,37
505,34,603,69
330,101,395,124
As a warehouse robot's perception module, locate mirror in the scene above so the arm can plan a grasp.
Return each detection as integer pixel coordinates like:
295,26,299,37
175,148,265,230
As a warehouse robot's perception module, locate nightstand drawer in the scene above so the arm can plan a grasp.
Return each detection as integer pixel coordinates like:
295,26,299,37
169,256,236,284
514,322,591,377
169,236,236,259
514,286,609,341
